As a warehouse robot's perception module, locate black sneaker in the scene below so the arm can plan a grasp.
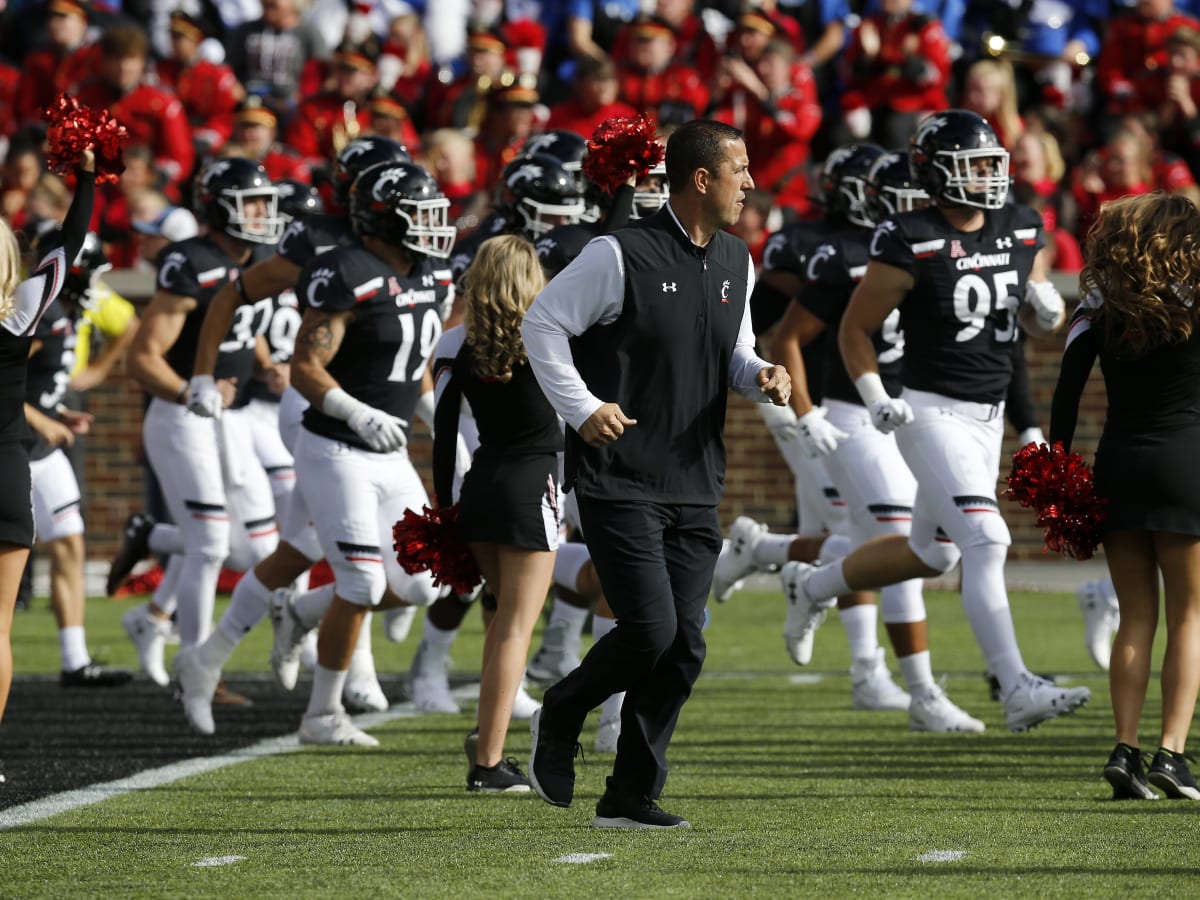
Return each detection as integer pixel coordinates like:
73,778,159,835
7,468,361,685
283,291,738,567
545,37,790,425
61,663,134,688
467,758,532,793
593,784,690,829
1148,747,1200,800
1103,744,1157,800
106,513,155,596
529,707,582,808
464,727,479,773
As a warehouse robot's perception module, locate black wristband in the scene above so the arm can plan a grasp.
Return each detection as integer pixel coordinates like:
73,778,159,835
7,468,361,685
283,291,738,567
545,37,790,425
176,383,189,405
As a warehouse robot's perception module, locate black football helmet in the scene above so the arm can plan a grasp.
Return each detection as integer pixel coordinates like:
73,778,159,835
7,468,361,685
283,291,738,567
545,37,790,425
521,130,596,221
498,153,586,238
630,160,669,219
275,179,325,225
819,142,886,228
349,161,456,258
865,151,930,224
332,137,412,209
33,227,110,310
194,157,284,243
910,110,1010,210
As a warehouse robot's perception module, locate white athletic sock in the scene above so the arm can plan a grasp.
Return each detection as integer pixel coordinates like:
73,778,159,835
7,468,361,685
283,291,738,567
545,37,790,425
592,613,617,641
59,626,90,672
753,533,795,568
545,596,588,648
959,543,1026,696
898,650,935,694
348,613,374,680
600,690,624,724
293,583,337,630
148,523,185,556
551,542,591,592
838,604,878,661
806,559,851,602
217,570,272,644
306,663,348,718
175,553,222,648
413,621,458,676
195,626,238,671
152,555,182,617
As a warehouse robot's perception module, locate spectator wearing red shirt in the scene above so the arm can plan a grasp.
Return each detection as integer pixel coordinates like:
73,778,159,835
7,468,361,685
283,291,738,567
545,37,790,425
471,73,539,193
615,16,709,125
364,91,422,152
424,127,481,229
230,97,309,183
610,0,720,83
1097,0,1200,119
380,8,434,122
155,10,244,155
711,38,821,218
960,59,1025,150
1072,128,1155,239
425,26,508,132
547,56,638,138
840,0,951,148
14,0,100,129
1011,130,1082,274
1149,25,1200,176
72,23,194,192
728,9,803,65
0,60,18,140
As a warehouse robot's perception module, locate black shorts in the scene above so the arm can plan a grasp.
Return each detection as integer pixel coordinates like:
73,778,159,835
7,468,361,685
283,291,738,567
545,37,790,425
458,452,559,551
1095,425,1200,536
0,440,34,548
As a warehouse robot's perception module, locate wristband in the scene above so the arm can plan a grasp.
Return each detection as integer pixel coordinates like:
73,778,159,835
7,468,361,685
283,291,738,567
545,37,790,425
853,372,889,406
176,383,189,405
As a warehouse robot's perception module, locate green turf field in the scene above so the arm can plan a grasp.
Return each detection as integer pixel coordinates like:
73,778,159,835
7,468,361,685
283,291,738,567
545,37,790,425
3,585,1199,898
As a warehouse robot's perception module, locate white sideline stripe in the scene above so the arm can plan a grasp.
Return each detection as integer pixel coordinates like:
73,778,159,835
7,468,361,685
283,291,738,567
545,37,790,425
192,856,247,867
553,853,612,864
0,705,426,832
788,674,825,685
916,850,967,863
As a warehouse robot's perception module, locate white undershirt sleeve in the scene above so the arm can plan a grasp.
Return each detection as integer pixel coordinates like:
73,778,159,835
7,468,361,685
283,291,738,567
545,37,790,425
728,255,773,402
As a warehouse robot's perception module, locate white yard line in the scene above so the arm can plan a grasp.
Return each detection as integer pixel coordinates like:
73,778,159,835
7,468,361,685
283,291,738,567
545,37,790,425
0,704,428,831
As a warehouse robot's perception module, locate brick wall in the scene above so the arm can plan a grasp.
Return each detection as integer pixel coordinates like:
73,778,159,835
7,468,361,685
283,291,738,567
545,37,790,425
79,289,1106,562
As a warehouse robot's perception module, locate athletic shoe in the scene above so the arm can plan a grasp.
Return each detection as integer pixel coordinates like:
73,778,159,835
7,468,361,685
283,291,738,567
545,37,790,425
1077,580,1119,671
526,620,583,684
511,681,541,721
105,513,155,596
383,605,417,643
594,715,620,754
712,517,767,603
298,711,379,747
122,603,172,687
407,641,460,713
174,645,219,735
1147,748,1200,800
467,758,532,793
781,562,834,665
1003,672,1090,732
464,727,479,772
528,707,580,808
268,588,309,691
1104,744,1158,801
593,782,689,829
60,662,133,688
909,682,985,733
850,648,911,711
343,676,389,713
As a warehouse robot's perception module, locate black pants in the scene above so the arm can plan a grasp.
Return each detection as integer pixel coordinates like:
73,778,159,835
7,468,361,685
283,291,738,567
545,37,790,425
542,496,721,800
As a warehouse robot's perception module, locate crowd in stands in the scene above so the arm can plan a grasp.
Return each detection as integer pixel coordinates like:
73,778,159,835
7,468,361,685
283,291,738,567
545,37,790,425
1,0,1200,274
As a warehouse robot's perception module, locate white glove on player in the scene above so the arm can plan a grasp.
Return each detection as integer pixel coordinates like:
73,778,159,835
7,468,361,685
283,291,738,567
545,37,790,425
868,397,915,434
186,374,223,418
347,405,408,452
1024,280,1065,331
795,407,848,458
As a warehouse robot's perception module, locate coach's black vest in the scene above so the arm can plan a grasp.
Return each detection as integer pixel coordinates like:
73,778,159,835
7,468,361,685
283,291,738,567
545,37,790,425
566,208,751,504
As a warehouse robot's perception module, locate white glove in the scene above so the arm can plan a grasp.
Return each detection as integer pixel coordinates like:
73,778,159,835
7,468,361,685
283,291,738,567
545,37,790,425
795,407,847,458
324,387,408,452
1025,280,1065,331
187,374,223,418
756,400,800,441
1019,427,1046,448
868,397,915,434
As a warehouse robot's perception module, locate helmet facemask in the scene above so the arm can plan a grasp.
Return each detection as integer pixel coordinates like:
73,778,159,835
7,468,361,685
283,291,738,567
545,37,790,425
220,186,285,243
516,195,586,237
398,196,456,258
933,147,1010,210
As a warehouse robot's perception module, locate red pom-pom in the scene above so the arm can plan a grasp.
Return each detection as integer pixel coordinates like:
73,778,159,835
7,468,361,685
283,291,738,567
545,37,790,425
582,114,665,196
392,504,481,595
43,93,129,185
1005,441,1107,560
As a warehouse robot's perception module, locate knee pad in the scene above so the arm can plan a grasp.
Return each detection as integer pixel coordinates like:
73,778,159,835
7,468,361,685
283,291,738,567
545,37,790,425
386,567,440,608
186,506,232,559
329,559,386,607
879,579,926,624
552,542,591,593
950,499,1012,550
863,504,914,540
908,523,962,573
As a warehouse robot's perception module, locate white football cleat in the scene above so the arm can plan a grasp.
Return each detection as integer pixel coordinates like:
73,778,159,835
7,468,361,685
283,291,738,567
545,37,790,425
1004,673,1091,732
174,645,219,735
909,682,985,733
781,561,835,665
510,682,541,721
712,517,767,603
268,588,310,691
298,711,380,747
407,640,460,712
594,716,621,754
850,648,911,711
122,603,172,688
526,619,582,684
1077,579,1119,671
383,605,418,643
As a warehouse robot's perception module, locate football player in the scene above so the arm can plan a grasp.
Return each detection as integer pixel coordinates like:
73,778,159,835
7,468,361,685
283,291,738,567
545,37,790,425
786,110,1091,732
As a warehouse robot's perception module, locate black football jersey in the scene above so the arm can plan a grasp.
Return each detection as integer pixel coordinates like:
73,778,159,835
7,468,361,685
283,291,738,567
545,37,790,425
869,203,1044,404
756,219,832,333
277,213,355,269
801,229,904,406
450,212,514,284
157,236,276,409
25,297,76,461
298,244,450,451
536,223,601,278
245,289,303,403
